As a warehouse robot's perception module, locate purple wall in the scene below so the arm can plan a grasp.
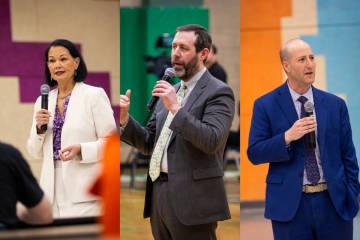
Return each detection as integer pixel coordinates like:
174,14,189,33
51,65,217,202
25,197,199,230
0,0,119,122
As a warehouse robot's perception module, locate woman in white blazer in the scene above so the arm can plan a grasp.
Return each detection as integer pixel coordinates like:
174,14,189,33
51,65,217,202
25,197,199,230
27,39,116,218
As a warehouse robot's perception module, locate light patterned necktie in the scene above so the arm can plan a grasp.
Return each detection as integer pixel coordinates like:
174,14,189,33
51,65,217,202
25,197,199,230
149,84,187,181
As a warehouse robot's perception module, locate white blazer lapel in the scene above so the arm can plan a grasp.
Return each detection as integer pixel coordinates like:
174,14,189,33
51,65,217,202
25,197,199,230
63,82,82,124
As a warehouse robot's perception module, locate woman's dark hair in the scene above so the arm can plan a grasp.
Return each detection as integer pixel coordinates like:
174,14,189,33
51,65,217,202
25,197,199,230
44,39,87,87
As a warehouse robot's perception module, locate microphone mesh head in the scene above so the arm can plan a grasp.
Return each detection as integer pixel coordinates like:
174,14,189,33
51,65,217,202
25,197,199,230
164,68,175,78
304,101,314,113
40,84,50,95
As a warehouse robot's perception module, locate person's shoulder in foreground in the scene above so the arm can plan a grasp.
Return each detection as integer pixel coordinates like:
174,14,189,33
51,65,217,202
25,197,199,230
0,142,53,227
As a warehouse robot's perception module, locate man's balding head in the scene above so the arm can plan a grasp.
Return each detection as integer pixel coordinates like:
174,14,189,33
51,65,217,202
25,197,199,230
280,39,316,92
280,39,312,63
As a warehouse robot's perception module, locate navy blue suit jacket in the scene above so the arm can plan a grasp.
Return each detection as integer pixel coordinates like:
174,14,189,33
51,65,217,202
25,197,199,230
247,82,360,221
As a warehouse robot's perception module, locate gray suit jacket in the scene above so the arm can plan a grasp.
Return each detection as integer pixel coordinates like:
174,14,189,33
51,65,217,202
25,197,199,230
122,70,235,225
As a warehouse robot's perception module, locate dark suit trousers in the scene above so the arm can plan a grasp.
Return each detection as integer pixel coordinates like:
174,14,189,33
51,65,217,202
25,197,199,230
150,178,217,240
272,190,353,240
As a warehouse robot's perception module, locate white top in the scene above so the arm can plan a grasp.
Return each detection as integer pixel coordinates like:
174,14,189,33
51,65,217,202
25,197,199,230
27,82,116,209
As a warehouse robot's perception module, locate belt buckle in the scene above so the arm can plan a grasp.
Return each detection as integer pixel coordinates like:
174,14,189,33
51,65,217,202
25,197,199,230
302,183,327,193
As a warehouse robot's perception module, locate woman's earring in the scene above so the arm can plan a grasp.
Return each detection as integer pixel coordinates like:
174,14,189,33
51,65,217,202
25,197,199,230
74,69,77,77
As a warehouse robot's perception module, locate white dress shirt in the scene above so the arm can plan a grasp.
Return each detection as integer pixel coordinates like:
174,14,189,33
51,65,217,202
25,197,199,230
160,67,206,172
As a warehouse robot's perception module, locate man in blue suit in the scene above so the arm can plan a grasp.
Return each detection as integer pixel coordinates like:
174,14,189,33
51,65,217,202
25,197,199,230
247,39,360,240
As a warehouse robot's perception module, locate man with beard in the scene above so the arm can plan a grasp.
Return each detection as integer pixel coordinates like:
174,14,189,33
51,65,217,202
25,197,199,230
120,24,235,239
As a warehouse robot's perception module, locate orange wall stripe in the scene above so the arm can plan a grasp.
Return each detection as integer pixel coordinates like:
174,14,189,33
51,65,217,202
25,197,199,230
240,0,292,201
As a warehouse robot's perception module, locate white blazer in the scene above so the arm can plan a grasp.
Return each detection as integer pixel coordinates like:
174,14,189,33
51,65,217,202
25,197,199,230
27,82,116,204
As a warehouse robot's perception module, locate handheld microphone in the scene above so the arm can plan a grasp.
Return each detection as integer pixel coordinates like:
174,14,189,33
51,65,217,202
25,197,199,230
147,68,175,112
304,101,316,148
40,84,50,131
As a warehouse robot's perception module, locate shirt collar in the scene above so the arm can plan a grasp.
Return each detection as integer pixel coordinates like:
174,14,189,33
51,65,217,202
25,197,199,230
287,81,314,103
181,67,206,90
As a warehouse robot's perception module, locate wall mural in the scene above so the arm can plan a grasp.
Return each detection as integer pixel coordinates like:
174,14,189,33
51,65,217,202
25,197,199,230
0,0,119,176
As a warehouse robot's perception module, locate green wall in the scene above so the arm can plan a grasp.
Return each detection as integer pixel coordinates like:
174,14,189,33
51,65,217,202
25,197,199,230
120,7,208,124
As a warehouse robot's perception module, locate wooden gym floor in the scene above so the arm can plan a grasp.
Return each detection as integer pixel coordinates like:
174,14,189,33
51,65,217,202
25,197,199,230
120,189,240,240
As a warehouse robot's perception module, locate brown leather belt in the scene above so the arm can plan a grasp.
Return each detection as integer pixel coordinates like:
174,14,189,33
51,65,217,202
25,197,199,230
302,182,327,193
